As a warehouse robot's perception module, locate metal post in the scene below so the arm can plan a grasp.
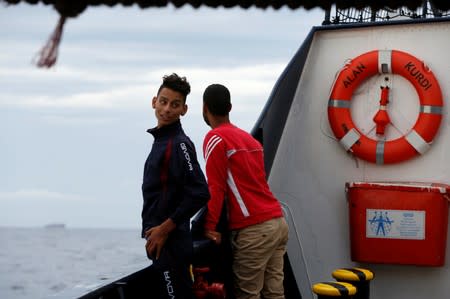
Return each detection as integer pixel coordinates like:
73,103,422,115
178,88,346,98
332,268,374,299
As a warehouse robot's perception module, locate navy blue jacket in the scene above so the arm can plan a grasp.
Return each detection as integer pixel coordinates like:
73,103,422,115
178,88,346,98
141,120,209,237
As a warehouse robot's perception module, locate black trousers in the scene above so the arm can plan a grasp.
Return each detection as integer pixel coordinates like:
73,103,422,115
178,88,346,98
150,230,194,299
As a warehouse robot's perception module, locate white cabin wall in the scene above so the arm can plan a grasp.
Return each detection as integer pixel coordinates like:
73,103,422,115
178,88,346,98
269,21,450,299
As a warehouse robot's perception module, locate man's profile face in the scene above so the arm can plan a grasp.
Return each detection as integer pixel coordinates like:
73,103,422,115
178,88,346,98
152,87,187,128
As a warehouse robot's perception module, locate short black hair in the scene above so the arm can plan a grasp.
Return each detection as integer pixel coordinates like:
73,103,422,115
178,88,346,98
157,73,191,101
203,84,231,116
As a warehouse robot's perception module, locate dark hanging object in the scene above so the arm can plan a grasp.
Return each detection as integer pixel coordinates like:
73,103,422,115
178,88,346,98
54,0,88,18
33,1,88,68
34,15,66,68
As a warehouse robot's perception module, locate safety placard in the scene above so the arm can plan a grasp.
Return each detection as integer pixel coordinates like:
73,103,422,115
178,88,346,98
366,209,425,240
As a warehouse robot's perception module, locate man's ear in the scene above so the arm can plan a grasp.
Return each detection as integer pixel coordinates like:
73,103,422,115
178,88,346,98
151,96,157,108
181,104,188,116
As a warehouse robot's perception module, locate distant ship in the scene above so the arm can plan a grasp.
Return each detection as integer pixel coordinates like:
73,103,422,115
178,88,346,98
44,223,66,229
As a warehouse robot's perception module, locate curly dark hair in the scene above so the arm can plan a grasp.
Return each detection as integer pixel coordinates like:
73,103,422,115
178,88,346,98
157,73,191,102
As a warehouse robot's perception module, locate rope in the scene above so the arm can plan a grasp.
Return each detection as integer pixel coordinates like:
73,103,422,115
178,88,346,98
34,16,66,68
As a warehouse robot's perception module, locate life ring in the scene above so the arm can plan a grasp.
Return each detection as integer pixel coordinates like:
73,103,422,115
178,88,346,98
328,50,443,164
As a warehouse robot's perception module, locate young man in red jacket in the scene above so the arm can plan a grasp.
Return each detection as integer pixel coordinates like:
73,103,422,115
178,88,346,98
202,83,289,299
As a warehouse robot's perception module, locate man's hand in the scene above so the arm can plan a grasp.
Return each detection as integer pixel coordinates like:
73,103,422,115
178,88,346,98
145,218,176,259
205,230,222,245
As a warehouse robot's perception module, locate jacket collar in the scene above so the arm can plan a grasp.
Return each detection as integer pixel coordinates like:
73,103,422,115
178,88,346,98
147,119,182,139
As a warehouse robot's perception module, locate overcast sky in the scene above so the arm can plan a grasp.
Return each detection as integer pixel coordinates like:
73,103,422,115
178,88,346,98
0,3,324,228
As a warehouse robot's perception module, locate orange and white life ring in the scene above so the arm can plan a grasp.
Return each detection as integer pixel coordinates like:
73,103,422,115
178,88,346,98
328,50,443,164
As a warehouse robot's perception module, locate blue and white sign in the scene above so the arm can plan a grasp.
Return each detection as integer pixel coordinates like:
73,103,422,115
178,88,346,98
366,209,425,240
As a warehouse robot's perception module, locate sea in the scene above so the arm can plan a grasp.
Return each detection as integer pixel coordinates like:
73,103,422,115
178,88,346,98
0,226,150,299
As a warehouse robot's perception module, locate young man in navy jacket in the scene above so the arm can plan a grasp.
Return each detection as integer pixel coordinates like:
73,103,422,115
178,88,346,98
142,73,209,299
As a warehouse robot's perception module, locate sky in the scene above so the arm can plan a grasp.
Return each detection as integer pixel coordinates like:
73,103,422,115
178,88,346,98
0,3,324,228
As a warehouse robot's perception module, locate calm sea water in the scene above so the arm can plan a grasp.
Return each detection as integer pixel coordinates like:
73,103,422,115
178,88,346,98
0,227,150,299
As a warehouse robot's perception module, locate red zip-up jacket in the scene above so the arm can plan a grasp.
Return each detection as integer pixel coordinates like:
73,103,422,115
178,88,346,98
203,123,283,231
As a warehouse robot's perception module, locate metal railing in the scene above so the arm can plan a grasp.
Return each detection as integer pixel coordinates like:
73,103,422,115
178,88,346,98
323,1,450,25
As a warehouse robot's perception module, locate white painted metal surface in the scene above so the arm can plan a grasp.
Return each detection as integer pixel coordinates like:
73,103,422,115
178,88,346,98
269,20,450,299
